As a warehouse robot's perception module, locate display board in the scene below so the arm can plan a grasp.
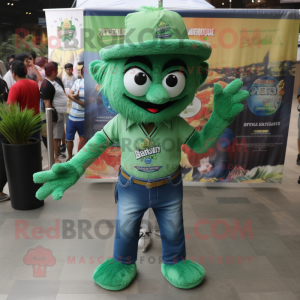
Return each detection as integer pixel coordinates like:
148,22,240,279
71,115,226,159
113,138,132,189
45,9,84,113
84,8,299,183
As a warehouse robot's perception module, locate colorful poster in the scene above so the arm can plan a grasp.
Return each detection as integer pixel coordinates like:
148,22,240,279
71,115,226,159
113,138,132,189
45,9,84,106
84,9,299,183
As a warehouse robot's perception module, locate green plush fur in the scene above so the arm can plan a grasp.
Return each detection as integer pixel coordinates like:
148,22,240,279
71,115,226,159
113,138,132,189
90,54,208,125
187,79,249,153
93,258,137,291
161,260,205,289
100,39,212,62
33,131,110,200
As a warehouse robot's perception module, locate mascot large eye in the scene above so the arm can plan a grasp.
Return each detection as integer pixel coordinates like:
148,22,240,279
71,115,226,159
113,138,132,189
162,72,186,98
123,68,152,96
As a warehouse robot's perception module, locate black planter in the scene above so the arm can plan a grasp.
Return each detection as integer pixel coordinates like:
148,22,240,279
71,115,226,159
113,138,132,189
2,139,44,210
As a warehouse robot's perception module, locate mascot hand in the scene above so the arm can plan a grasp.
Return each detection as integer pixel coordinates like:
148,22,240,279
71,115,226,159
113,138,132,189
33,162,81,201
213,78,249,124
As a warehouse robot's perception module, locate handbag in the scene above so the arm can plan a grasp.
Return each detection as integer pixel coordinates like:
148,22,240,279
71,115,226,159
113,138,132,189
52,108,58,123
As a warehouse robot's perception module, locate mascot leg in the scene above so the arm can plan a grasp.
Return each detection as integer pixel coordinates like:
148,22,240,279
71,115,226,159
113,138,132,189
152,175,206,289
93,173,147,290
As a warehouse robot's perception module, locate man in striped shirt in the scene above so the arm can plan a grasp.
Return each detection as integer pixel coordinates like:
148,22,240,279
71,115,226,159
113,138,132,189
66,66,86,161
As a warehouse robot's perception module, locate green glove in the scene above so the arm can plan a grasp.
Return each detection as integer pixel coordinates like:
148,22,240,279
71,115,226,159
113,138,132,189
213,78,249,124
187,78,249,154
33,131,110,201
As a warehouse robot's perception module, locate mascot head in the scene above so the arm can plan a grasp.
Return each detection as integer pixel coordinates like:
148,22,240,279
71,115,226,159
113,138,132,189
90,6,212,125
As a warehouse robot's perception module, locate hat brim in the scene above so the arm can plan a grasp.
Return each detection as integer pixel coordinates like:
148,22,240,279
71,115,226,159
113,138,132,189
100,39,212,62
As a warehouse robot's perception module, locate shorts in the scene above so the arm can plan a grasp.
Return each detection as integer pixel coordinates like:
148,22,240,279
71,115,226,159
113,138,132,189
298,114,300,140
66,118,85,141
53,113,65,139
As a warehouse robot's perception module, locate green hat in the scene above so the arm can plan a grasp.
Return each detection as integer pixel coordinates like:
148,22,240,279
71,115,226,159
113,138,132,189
100,6,212,62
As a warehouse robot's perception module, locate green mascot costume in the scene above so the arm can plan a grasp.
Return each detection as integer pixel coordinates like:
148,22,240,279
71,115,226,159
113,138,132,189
34,7,249,290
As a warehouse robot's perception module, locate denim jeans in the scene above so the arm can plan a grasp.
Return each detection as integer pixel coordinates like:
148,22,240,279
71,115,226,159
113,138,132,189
113,168,185,265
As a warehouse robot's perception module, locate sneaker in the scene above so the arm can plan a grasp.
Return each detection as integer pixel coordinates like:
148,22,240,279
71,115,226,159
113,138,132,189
297,154,300,166
59,144,66,153
0,193,10,202
58,152,66,159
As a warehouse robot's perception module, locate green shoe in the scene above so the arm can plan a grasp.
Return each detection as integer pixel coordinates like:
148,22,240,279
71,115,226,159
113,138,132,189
161,260,205,289
93,258,137,291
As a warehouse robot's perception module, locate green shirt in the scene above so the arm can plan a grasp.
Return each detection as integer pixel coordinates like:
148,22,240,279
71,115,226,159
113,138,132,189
103,114,195,179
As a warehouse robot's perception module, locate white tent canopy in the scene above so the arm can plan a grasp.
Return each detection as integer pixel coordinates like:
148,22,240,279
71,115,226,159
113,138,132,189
76,0,215,9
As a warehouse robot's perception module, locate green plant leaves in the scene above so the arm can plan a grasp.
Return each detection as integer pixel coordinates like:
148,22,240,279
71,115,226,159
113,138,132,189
0,103,45,144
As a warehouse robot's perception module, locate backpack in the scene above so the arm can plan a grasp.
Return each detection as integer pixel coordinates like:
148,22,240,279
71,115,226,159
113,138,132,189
0,78,9,102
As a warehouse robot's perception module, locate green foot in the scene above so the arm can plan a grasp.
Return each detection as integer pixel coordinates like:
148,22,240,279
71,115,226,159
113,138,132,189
161,260,205,289
93,258,137,291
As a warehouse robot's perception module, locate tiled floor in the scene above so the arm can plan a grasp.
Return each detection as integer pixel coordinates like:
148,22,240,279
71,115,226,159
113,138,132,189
0,97,300,300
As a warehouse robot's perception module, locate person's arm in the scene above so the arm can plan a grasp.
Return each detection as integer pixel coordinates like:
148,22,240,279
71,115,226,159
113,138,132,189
68,81,84,107
41,80,54,109
6,85,17,105
28,60,43,82
43,100,51,109
69,91,84,107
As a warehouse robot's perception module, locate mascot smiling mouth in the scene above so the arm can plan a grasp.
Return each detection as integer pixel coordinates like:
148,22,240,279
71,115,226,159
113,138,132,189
124,94,175,114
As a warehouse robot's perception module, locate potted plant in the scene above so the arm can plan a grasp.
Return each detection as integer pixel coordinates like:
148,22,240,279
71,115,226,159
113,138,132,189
0,102,45,210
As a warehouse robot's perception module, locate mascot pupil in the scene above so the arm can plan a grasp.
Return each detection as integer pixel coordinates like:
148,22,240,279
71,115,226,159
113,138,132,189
34,6,249,291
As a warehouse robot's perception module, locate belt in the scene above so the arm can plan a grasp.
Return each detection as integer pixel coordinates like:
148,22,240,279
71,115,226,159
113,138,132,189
120,169,181,189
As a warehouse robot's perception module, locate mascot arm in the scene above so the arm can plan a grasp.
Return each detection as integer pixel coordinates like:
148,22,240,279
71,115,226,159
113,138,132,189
187,79,249,154
186,112,228,154
33,130,112,200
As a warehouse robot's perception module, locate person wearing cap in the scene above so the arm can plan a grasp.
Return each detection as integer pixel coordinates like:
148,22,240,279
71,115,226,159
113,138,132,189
34,7,249,290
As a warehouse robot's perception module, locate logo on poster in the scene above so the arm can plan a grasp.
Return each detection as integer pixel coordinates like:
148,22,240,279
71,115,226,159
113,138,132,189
98,28,125,39
187,28,215,37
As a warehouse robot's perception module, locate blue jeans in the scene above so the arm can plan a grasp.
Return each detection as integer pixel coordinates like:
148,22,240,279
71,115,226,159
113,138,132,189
113,168,185,265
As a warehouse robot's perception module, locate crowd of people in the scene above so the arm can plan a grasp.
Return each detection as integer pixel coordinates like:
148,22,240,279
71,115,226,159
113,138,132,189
0,51,86,201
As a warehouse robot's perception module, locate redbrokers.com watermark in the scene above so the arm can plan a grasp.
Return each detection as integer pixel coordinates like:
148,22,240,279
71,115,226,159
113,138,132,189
15,219,253,240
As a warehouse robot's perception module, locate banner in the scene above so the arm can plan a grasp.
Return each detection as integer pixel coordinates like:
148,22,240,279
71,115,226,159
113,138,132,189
45,9,84,113
84,9,299,183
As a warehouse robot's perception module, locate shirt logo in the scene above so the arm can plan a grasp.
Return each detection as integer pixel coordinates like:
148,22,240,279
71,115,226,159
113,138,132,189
135,166,162,172
134,147,160,159
134,138,161,161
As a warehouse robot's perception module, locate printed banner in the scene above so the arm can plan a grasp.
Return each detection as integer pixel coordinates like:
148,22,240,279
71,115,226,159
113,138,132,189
84,9,299,183
45,9,84,113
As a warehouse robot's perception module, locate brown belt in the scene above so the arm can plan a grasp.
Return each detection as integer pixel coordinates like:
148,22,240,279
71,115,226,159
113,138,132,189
120,169,181,189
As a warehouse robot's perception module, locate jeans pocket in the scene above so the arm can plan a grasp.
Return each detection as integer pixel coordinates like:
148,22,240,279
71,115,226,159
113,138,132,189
114,183,118,203
118,174,130,188
170,174,182,187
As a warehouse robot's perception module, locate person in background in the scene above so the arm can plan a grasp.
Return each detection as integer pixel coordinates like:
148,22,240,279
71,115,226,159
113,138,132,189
27,50,45,87
40,62,67,164
3,55,16,89
0,133,9,202
0,60,6,79
7,60,41,140
15,52,43,86
297,93,300,165
66,65,85,161
63,63,77,89
61,63,78,155
35,56,47,70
